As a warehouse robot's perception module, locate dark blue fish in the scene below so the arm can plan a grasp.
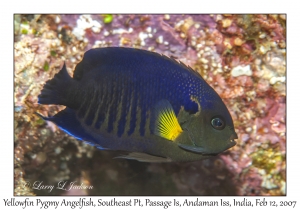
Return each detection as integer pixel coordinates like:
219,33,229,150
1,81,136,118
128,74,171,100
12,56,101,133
37,47,237,162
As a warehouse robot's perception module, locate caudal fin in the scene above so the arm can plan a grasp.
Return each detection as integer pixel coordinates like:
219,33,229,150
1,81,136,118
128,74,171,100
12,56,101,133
38,63,72,105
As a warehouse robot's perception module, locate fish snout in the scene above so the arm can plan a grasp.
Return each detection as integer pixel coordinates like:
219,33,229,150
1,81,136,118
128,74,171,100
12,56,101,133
228,132,238,147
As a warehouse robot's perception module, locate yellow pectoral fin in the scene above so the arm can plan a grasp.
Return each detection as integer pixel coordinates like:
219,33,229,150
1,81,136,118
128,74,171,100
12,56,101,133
151,99,183,141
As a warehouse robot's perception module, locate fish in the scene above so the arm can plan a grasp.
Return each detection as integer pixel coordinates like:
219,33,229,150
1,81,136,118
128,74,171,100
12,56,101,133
37,47,237,162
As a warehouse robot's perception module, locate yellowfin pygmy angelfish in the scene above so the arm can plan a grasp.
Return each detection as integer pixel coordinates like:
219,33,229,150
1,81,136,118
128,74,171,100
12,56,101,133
37,47,237,162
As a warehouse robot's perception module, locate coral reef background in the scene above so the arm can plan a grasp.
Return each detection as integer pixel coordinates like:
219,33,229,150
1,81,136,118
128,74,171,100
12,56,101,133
14,14,286,195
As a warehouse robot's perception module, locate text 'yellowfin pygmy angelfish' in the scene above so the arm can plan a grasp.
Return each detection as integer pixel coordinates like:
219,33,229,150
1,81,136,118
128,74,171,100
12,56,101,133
37,47,237,162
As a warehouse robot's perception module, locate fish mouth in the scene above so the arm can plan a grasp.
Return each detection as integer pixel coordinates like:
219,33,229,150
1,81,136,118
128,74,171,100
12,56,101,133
227,133,238,148
229,139,237,147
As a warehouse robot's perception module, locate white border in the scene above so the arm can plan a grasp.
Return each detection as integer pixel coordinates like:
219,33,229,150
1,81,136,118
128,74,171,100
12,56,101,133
2,0,298,209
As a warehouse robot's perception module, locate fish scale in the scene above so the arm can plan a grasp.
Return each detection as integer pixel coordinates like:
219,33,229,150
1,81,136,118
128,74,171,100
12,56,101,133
92,85,104,127
37,47,237,162
127,87,138,136
116,78,128,137
139,78,149,136
92,96,102,127
107,75,118,133
84,88,98,126
123,91,134,137
95,82,108,129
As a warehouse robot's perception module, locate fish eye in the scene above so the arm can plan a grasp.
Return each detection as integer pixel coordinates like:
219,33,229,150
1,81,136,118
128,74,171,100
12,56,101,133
211,117,225,130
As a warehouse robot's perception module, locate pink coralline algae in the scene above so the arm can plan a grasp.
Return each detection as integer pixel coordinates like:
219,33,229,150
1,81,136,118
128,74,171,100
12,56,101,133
14,14,285,195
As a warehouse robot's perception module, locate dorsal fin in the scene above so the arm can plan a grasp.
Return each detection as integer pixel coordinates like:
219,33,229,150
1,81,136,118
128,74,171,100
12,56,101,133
160,53,203,79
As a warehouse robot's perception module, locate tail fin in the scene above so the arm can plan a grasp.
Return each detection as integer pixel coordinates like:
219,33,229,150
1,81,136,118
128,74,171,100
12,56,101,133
38,63,72,105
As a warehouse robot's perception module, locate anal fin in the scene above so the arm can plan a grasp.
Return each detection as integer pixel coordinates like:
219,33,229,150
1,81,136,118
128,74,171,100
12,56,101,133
178,143,213,155
114,152,172,162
